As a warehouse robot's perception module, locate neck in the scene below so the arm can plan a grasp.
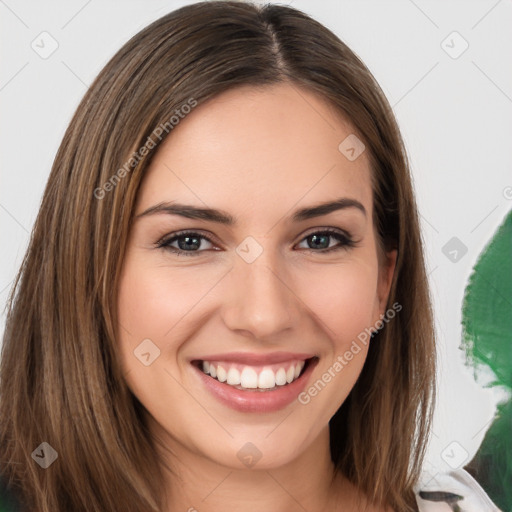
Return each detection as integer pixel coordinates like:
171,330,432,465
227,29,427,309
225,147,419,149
148,419,356,512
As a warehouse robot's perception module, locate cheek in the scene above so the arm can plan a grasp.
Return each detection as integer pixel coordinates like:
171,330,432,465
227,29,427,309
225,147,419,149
115,259,196,417
115,258,178,384
300,261,379,344
293,262,379,421
117,258,211,342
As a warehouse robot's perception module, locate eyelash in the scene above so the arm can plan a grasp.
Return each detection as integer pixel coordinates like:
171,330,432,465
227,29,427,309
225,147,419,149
156,228,357,257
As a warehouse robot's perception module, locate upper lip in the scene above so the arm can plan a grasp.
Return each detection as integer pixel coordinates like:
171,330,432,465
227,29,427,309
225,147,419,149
190,351,316,365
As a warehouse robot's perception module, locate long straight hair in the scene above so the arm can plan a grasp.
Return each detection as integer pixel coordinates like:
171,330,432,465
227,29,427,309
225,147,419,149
0,2,435,511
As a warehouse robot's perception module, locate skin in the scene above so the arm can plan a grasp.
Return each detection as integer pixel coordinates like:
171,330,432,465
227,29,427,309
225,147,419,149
116,82,397,512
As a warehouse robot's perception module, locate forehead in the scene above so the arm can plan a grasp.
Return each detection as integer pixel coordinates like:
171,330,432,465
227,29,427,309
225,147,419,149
136,82,373,225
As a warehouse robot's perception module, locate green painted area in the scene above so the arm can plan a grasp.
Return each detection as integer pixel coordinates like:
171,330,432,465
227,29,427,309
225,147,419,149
461,208,512,512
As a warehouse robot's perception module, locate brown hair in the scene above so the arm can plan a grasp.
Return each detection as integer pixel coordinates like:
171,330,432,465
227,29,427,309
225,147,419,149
0,2,435,511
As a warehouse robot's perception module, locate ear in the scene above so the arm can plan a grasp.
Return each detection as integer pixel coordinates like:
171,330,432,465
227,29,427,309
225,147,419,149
376,249,397,315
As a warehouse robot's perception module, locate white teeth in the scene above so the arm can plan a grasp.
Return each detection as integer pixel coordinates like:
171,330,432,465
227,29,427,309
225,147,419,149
200,359,308,390
275,367,287,386
226,367,241,386
258,368,276,389
216,365,227,382
240,367,258,388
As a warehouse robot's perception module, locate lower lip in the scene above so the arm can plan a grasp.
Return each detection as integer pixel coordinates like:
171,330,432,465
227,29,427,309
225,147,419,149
192,358,318,413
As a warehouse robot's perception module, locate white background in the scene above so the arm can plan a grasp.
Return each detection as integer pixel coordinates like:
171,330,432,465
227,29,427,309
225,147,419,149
1,0,511,482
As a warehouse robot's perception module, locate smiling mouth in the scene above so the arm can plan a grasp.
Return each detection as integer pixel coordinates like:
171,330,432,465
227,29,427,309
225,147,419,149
191,357,317,392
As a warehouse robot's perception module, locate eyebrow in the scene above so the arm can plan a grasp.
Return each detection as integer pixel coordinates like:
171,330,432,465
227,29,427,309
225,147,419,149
135,197,366,224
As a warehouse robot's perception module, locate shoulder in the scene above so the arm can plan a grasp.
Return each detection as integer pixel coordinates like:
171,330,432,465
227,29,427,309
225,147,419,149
414,468,503,511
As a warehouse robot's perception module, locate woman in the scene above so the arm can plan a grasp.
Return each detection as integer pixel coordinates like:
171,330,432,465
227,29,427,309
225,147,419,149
0,2,438,511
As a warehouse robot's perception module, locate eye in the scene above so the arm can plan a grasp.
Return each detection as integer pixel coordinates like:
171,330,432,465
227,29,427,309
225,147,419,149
297,228,356,253
156,228,357,257
156,230,217,257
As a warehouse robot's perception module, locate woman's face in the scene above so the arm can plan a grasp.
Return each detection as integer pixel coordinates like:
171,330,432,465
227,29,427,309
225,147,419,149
116,82,396,471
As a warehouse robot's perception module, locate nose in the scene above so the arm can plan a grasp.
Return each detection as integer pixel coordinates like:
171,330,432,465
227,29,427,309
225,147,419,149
221,248,301,340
